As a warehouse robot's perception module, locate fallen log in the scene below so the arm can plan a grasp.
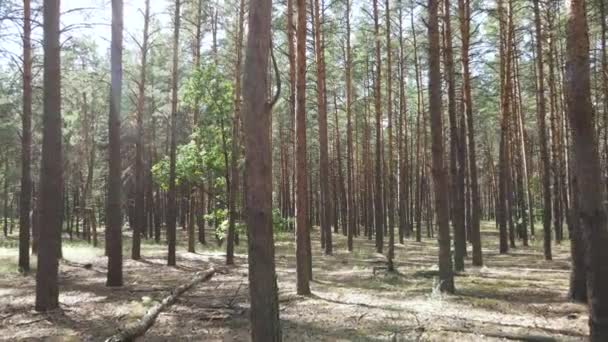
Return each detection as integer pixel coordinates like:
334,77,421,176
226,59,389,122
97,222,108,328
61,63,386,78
105,268,216,342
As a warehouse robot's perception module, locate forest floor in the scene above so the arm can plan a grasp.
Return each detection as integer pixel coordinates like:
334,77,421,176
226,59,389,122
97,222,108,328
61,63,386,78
0,222,588,341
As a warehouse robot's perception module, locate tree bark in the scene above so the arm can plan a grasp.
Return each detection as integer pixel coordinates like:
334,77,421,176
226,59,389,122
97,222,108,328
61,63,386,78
373,0,384,254
36,0,62,311
106,0,124,287
386,0,395,271
19,0,32,273
295,0,312,295
533,0,552,260
458,0,482,266
565,0,608,338
443,0,465,272
167,0,181,267
227,0,245,266
243,0,282,337
133,0,150,260
345,0,354,252
429,0,455,293
313,0,332,255
105,269,215,342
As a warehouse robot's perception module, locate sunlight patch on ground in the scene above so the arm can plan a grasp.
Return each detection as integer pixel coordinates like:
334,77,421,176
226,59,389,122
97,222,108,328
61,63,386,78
62,245,104,264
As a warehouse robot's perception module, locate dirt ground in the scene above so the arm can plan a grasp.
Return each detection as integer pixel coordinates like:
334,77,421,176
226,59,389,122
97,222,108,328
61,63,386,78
0,222,588,341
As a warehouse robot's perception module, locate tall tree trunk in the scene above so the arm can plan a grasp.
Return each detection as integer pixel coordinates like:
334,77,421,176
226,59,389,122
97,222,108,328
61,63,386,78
547,6,563,244
167,0,181,267
443,0,465,271
599,0,608,199
133,0,150,260
512,39,531,247
287,0,296,230
373,0,384,254
412,8,424,243
533,0,552,260
429,0,455,293
295,0,312,295
397,1,408,244
314,0,332,255
386,0,395,271
345,0,354,252
19,0,32,272
243,0,282,337
333,95,347,240
36,0,62,311
363,60,374,240
458,0,482,266
106,0,124,287
193,0,204,126
227,0,246,265
566,0,608,338
497,0,513,254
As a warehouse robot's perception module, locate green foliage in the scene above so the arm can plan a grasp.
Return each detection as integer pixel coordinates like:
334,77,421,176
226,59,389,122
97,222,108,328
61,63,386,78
204,208,228,241
152,63,235,192
202,207,247,242
272,208,294,232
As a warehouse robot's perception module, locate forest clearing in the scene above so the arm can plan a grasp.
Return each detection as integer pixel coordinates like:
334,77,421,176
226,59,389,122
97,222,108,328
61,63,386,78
1,0,608,340
0,224,588,341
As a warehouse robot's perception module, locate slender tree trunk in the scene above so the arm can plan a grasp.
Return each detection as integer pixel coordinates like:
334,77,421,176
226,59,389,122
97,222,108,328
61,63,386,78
345,0,354,252
19,0,32,272
106,0,124,287
412,8,424,243
3,158,9,238
386,0,395,271
227,0,245,265
313,0,332,255
132,0,150,260
512,39,531,247
193,0,204,126
397,1,408,245
197,185,206,244
458,0,482,266
333,95,347,240
167,0,181,267
533,0,552,260
373,0,384,254
599,0,608,199
36,0,62,311
295,0,312,295
443,0,465,271
429,0,455,293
